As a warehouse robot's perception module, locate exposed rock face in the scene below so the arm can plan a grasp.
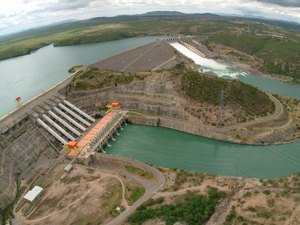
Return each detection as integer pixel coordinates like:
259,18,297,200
68,73,190,121
0,117,53,210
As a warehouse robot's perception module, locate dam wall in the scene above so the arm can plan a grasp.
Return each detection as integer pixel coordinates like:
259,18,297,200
127,115,234,143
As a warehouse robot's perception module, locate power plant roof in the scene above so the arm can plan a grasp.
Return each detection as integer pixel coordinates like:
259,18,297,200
23,186,43,202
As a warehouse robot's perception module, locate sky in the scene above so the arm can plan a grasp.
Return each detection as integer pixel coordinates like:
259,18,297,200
0,0,299,36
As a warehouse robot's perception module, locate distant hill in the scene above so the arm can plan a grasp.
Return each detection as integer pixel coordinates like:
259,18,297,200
1,11,299,40
144,11,186,16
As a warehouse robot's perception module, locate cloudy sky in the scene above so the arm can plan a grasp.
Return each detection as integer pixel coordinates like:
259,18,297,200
0,0,299,36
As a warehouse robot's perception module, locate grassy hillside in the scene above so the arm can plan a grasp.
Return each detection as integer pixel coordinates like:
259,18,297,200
181,71,275,116
208,32,300,79
67,67,148,92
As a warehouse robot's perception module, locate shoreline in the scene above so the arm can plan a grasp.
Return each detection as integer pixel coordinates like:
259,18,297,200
126,114,300,146
206,44,296,83
230,59,294,83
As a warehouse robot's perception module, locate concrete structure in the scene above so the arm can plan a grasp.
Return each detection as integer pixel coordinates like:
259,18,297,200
68,110,127,164
91,40,191,72
64,164,73,173
37,118,67,144
53,107,86,132
23,186,43,203
63,100,95,123
36,98,95,145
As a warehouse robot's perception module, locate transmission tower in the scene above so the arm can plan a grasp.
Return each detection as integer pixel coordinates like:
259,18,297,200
217,90,225,127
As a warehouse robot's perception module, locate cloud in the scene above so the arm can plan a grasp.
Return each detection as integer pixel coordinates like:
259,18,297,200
51,0,98,11
256,0,300,7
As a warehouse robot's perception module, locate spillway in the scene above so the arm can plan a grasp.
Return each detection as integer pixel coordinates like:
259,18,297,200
170,42,248,79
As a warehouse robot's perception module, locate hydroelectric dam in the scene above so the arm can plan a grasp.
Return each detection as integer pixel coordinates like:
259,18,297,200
1,36,300,213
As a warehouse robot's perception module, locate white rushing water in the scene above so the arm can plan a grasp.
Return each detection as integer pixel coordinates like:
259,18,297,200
170,42,248,79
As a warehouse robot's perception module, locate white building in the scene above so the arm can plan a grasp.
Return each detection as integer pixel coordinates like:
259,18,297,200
23,186,44,203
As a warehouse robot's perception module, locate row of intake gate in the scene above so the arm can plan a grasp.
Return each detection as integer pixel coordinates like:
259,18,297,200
35,99,95,145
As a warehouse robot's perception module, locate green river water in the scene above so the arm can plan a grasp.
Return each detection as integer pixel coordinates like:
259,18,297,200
106,125,300,179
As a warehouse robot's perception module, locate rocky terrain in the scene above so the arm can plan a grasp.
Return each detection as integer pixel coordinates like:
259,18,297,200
124,168,300,225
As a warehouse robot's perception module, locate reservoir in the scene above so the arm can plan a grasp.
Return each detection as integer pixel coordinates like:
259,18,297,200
1,37,300,178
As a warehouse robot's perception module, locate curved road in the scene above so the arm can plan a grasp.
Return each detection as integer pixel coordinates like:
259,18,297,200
218,93,284,132
95,154,165,225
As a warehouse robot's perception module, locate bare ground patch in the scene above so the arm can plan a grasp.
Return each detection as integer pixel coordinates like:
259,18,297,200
15,165,124,225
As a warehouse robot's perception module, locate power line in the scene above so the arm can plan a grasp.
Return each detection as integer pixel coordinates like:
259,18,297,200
217,90,225,127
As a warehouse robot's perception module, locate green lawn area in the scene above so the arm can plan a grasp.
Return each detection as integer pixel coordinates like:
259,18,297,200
124,165,153,180
129,187,145,204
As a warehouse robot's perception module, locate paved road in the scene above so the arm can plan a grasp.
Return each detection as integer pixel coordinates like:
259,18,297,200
92,154,165,225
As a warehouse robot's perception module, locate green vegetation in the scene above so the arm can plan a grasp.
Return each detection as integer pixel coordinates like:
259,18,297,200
103,180,122,216
0,23,131,61
225,206,262,225
0,203,14,225
208,30,300,79
128,188,226,225
181,71,275,116
224,206,237,225
124,165,153,180
137,197,165,210
0,183,24,225
209,32,268,55
68,67,147,92
168,169,206,191
256,207,272,219
126,181,146,205
68,65,83,73
54,30,133,46
129,187,145,204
